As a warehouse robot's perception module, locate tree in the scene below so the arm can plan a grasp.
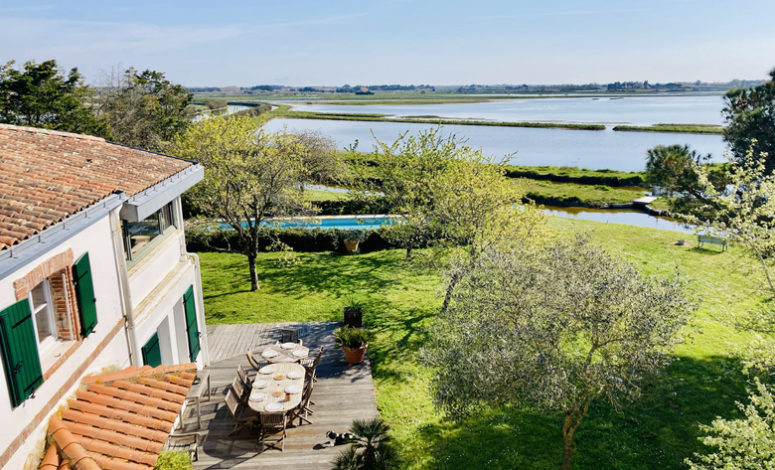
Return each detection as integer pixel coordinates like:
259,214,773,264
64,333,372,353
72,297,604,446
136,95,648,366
682,146,775,292
0,60,107,135
645,145,711,196
172,115,339,291
98,68,192,151
723,68,775,172
686,378,775,470
423,235,692,470
351,128,544,312
332,418,396,470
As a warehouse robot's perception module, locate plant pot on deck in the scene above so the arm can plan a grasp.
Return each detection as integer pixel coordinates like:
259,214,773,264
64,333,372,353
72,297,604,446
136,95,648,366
343,345,368,365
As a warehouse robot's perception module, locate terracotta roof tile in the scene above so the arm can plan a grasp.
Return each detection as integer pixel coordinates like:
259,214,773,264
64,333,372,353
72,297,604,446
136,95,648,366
0,124,196,250
39,363,197,470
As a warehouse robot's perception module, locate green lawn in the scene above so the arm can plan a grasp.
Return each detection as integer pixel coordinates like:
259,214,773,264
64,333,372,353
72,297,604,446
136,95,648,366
199,217,768,469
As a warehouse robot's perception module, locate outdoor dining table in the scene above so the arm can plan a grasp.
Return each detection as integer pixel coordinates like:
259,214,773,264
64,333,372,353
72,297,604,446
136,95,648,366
248,362,306,413
260,342,310,364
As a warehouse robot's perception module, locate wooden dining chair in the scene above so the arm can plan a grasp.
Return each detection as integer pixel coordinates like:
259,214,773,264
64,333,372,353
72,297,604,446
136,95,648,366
288,378,314,426
258,412,287,452
246,352,263,371
301,346,324,382
224,386,258,435
237,364,252,386
280,328,300,344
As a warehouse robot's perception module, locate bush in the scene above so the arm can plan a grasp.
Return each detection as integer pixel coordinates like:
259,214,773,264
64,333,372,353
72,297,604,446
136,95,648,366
333,326,374,349
186,226,399,254
154,451,193,470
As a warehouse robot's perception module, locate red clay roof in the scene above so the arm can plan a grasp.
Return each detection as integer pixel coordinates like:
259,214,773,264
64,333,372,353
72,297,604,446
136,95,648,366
39,363,197,470
0,124,195,251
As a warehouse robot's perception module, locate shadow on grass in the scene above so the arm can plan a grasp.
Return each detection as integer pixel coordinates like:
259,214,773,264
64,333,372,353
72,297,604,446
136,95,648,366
255,251,422,301
422,354,748,470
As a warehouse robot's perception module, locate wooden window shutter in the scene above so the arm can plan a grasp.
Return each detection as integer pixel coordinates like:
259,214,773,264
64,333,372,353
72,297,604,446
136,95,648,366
183,286,200,362
141,332,162,367
72,253,98,337
0,299,43,407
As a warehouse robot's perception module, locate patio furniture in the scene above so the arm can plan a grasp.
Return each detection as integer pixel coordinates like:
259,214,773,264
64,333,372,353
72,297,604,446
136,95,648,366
259,342,310,364
247,363,306,413
300,346,323,382
287,376,314,426
231,377,247,402
246,352,265,372
237,364,253,387
163,431,200,462
280,328,300,344
224,386,258,435
258,412,287,452
179,370,211,430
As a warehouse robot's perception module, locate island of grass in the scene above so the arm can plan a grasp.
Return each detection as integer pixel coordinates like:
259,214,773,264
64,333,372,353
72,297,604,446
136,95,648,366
199,216,765,469
613,123,724,134
277,109,606,131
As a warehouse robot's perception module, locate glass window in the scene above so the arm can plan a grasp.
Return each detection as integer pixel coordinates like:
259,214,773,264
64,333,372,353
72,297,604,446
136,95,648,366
29,280,55,345
122,202,177,261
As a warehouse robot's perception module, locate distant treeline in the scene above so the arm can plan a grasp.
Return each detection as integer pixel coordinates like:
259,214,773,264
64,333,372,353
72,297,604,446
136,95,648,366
186,79,763,96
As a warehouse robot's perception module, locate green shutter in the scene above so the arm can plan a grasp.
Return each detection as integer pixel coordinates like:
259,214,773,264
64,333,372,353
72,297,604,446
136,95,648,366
183,286,200,362
0,299,43,407
141,333,162,367
72,253,98,337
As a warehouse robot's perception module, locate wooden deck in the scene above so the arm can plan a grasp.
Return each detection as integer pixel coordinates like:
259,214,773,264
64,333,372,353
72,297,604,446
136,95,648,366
182,322,378,469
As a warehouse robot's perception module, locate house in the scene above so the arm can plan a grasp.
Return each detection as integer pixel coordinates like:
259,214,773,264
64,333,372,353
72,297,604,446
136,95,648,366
0,124,209,469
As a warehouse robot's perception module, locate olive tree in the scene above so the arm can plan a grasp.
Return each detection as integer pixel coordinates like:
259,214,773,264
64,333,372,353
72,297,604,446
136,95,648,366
686,378,775,470
172,115,339,291
423,235,692,470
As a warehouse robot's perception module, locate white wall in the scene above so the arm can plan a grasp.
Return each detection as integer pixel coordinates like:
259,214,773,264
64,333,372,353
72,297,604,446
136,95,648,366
0,211,131,469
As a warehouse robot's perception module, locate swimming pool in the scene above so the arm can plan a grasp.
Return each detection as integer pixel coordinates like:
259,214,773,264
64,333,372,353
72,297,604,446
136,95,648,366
219,215,399,231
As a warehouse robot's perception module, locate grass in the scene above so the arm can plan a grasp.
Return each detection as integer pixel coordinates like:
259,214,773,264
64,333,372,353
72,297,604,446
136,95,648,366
272,109,606,131
520,179,646,207
303,189,349,202
199,216,770,469
613,123,724,135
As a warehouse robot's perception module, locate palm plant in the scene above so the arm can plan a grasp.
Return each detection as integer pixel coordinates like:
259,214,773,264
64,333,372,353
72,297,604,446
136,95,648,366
331,418,396,470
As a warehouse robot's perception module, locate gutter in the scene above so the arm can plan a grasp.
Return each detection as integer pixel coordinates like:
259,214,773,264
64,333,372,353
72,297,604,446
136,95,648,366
0,192,128,279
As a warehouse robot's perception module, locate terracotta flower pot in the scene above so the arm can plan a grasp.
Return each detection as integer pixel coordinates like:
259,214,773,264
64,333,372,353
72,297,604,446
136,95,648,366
343,239,360,253
342,344,367,365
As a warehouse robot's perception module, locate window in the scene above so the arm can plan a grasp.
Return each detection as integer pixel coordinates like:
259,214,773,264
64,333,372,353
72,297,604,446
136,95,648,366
122,202,177,262
28,279,56,350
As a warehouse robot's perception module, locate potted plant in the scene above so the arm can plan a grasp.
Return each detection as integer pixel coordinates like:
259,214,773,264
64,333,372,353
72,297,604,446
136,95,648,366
334,326,374,365
341,229,365,254
343,298,363,328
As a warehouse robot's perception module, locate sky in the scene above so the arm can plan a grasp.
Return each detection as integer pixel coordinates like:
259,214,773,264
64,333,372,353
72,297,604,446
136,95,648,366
1,0,773,87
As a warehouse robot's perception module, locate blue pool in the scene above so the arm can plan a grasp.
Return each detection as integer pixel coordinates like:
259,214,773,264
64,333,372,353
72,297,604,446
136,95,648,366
220,216,398,231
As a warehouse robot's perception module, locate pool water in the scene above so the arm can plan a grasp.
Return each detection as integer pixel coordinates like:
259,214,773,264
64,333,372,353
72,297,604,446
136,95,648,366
220,216,397,231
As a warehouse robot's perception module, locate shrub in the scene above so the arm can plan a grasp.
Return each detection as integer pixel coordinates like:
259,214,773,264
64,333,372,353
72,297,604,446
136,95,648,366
185,226,399,254
154,451,193,470
333,326,374,349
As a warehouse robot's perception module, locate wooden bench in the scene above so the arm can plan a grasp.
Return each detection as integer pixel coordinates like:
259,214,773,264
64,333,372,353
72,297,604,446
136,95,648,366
698,234,728,252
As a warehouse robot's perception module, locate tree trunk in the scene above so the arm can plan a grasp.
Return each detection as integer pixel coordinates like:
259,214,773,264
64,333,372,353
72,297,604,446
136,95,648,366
405,245,412,259
440,271,462,315
247,251,260,291
561,414,578,470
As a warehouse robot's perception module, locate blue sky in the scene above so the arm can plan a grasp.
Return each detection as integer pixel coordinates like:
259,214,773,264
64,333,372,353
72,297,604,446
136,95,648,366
1,0,773,86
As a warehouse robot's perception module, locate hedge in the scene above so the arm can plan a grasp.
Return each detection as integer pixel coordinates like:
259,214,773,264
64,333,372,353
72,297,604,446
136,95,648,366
186,226,399,254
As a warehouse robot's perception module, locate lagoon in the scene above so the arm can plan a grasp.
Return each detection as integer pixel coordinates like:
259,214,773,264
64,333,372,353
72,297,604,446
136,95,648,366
263,118,727,172
285,95,726,126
